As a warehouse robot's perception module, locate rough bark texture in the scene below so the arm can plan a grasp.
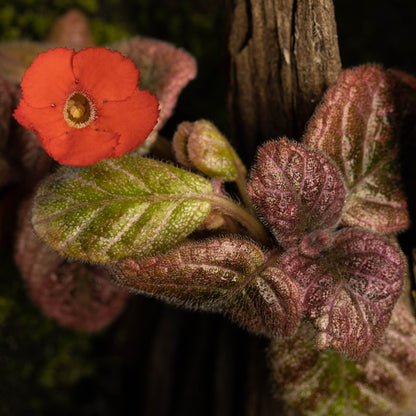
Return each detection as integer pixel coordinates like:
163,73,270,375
227,0,342,162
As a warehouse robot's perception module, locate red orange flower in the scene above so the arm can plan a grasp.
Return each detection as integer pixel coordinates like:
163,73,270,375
14,47,159,166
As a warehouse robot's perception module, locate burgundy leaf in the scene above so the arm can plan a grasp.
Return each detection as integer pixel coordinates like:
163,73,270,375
226,266,301,337
14,199,129,332
279,228,403,359
48,10,95,50
303,65,409,233
0,41,51,85
247,139,345,248
269,299,416,416
114,237,301,337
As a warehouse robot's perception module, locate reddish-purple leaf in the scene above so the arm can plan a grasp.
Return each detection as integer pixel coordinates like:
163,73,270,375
0,41,51,85
279,228,403,359
247,139,345,249
114,237,301,337
48,10,95,50
226,266,301,337
303,65,409,233
14,200,129,332
112,38,197,130
269,299,416,416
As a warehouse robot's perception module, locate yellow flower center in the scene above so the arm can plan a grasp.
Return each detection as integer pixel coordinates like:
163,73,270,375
64,92,95,128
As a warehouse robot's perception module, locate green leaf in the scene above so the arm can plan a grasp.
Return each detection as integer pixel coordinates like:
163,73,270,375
16,199,129,331
32,155,213,264
269,300,416,416
303,65,409,234
115,237,301,337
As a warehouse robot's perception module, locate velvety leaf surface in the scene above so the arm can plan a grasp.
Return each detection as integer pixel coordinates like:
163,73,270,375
303,65,409,233
0,41,52,85
269,300,416,416
247,139,345,248
32,156,213,264
112,38,197,130
279,228,403,359
114,238,301,337
15,199,129,331
48,9,95,50
226,265,301,337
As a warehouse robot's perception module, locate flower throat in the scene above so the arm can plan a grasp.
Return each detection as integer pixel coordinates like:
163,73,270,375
64,92,95,128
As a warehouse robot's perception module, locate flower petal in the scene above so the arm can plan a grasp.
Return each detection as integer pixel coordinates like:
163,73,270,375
14,99,118,166
45,128,119,166
73,47,139,102
21,48,76,108
97,88,159,156
14,98,69,140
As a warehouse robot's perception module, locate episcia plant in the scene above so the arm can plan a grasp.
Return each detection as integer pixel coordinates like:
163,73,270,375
3,34,416,416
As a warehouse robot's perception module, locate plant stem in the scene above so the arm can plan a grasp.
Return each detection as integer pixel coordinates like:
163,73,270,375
229,144,256,212
206,194,270,245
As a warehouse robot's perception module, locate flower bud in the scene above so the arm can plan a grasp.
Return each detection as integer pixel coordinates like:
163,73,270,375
173,119,246,181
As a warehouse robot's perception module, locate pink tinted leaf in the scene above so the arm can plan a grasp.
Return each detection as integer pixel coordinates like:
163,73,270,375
303,64,409,233
269,300,416,416
14,199,129,332
247,139,345,249
279,228,403,359
114,237,301,337
226,265,301,337
0,41,52,85
47,10,95,50
112,38,197,130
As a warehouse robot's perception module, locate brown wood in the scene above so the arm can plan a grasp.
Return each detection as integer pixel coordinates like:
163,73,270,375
226,0,342,162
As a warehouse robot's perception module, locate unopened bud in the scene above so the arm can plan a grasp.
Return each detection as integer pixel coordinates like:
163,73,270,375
173,119,245,181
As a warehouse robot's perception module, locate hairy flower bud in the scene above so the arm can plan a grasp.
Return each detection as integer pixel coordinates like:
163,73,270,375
173,120,246,181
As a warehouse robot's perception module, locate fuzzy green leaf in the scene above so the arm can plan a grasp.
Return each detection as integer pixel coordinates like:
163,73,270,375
303,65,409,233
16,199,129,331
269,300,416,416
114,237,301,337
32,155,213,264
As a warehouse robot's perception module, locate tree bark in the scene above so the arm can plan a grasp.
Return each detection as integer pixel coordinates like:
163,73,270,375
226,0,341,162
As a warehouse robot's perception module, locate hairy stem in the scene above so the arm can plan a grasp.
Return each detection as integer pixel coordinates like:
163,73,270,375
233,155,256,213
207,194,270,245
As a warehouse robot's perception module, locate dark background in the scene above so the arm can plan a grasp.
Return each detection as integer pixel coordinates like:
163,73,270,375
0,1,415,415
